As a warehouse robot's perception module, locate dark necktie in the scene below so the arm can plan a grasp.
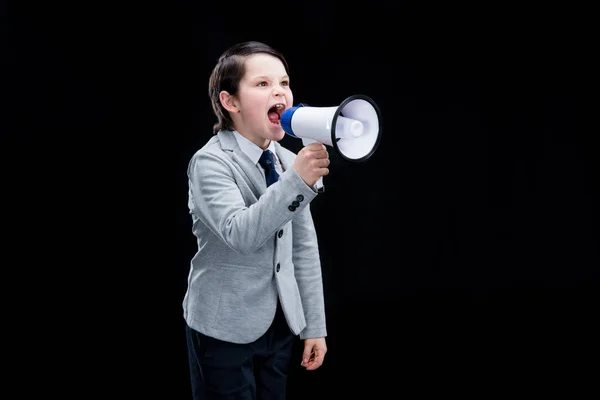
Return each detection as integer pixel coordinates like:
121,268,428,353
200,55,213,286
258,150,280,187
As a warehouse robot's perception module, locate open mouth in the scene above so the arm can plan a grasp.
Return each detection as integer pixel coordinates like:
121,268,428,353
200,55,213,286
268,103,285,125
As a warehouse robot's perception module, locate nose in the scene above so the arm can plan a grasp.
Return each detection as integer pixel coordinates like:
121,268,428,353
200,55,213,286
273,84,286,97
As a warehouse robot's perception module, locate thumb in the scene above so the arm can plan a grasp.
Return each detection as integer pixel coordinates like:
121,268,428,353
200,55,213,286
302,344,314,364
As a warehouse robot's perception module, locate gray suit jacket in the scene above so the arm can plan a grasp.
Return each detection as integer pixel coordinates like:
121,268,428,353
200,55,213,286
183,130,327,344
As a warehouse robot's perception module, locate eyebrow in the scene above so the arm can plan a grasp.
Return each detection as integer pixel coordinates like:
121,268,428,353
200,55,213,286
253,75,290,81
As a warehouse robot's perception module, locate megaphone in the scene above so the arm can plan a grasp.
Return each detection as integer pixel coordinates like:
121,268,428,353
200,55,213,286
280,94,382,192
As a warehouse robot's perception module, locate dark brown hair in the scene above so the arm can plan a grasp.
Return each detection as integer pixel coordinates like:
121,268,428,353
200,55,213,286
208,41,290,134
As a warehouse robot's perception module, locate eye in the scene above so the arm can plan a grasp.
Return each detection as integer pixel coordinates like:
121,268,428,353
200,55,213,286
257,81,268,87
281,80,290,87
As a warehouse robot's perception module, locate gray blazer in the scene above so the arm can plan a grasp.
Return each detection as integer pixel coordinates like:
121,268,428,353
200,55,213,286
183,130,327,344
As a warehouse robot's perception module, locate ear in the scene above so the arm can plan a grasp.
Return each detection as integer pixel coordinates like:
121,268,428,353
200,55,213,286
219,91,240,113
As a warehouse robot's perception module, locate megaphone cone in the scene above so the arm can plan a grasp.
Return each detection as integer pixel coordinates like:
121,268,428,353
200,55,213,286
280,94,382,191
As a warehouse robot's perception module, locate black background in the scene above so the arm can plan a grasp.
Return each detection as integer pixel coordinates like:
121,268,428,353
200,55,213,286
4,1,597,398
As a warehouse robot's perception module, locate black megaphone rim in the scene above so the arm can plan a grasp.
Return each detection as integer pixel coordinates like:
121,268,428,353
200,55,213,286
331,94,382,163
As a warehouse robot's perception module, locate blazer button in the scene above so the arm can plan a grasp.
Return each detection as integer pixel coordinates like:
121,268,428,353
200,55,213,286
276,263,280,272
292,200,299,207
278,229,283,238
296,195,304,202
288,205,296,211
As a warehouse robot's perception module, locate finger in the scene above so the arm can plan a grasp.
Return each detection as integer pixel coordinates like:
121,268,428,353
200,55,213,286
315,149,329,158
305,352,323,370
306,149,327,160
302,348,314,365
306,142,326,151
310,154,330,166
316,160,330,171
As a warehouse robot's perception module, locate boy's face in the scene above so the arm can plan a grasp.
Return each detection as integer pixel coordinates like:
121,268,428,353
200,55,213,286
232,53,293,149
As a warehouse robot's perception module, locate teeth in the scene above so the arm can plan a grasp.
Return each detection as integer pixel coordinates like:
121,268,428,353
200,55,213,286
274,104,284,109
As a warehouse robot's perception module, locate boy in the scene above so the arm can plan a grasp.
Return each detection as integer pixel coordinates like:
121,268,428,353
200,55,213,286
184,41,330,399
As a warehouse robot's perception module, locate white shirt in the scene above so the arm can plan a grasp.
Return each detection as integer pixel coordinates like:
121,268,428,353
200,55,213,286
232,130,283,179
232,130,319,192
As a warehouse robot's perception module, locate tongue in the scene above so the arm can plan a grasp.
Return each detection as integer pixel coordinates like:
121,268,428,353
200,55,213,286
268,111,279,123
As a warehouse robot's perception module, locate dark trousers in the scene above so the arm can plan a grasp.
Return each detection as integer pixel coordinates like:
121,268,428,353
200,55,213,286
186,303,296,400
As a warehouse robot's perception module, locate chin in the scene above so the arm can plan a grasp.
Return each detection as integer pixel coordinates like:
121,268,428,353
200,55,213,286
268,124,286,141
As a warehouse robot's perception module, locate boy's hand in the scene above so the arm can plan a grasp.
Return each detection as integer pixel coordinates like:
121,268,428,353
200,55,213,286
293,143,330,187
300,337,327,370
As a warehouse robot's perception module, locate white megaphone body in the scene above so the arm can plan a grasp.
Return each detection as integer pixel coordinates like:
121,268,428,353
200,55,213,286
280,94,382,192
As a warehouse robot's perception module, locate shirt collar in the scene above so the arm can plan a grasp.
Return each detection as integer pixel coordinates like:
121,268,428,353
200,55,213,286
232,130,278,165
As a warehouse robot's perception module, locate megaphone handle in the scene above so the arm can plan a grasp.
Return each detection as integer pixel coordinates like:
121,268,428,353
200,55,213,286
315,177,324,193
301,138,326,193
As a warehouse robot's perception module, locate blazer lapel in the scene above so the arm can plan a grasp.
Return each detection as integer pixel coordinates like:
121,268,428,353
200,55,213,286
233,148,266,196
274,142,293,173
218,130,266,197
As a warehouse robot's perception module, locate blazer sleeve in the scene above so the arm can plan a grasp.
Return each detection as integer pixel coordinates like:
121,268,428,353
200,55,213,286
188,149,318,255
292,204,328,339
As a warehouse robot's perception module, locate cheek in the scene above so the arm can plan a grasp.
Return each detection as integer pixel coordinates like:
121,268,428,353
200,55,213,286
245,106,266,123
240,98,263,118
